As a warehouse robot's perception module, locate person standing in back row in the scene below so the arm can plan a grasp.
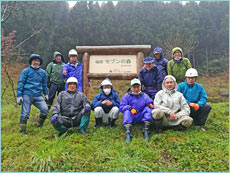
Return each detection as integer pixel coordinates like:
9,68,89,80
46,51,65,110
167,47,192,83
62,49,83,92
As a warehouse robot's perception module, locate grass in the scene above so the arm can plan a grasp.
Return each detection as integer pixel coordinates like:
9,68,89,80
1,66,229,172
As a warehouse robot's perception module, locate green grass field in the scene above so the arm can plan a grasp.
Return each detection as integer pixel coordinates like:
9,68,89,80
1,69,229,172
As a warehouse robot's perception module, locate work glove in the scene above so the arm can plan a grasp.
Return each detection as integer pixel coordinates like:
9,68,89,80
129,107,138,115
85,106,91,112
148,103,154,109
189,103,200,111
17,97,23,105
45,95,49,101
51,114,58,123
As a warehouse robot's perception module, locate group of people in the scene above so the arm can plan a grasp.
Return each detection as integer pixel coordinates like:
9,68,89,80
16,46,211,143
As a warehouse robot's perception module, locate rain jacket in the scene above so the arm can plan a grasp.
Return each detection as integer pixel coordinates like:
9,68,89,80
17,56,48,97
46,51,65,87
62,62,83,92
139,65,162,98
52,90,91,123
154,75,190,125
167,47,192,83
91,79,120,113
153,46,168,79
177,81,208,107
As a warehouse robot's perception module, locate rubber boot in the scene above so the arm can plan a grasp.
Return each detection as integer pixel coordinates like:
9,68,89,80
143,121,150,142
173,124,186,131
109,118,117,128
37,117,46,128
78,128,88,135
155,119,163,134
125,124,132,142
95,118,102,128
19,120,27,135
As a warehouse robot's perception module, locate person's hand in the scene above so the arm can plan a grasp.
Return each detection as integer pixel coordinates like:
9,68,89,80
17,97,23,105
169,112,177,120
85,106,91,112
148,103,154,109
101,100,107,104
130,107,138,115
51,114,58,123
106,100,112,106
189,103,200,111
63,70,67,76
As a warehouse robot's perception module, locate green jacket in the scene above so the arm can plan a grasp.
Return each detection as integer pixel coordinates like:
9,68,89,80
167,58,192,83
46,51,65,86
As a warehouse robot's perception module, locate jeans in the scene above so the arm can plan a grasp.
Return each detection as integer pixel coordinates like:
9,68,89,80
47,82,65,107
20,95,49,122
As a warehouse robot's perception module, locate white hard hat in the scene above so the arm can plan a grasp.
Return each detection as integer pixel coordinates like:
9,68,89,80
68,49,78,56
130,78,141,86
101,79,112,86
67,77,78,85
185,68,198,77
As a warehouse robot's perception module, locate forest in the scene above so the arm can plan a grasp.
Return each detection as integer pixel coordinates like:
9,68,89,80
2,1,229,75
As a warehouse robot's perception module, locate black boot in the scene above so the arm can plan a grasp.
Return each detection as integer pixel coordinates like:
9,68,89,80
173,124,186,131
124,124,132,142
19,120,27,135
37,117,46,128
95,118,102,128
109,118,117,128
155,119,163,134
143,121,150,142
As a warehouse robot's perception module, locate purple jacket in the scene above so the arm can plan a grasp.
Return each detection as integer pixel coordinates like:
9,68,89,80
120,90,153,114
153,46,168,80
139,66,162,98
62,62,83,92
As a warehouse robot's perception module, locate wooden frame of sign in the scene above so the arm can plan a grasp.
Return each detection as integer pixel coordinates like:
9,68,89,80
76,45,151,95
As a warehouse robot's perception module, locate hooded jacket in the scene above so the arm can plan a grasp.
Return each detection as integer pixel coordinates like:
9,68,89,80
62,61,83,92
120,89,153,114
153,46,168,79
91,78,120,113
46,51,65,86
177,80,208,107
52,90,91,120
167,47,192,83
154,75,190,120
17,55,48,97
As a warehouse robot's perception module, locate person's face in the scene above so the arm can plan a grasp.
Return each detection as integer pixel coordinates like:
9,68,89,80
144,62,153,71
69,55,78,64
164,78,175,90
154,52,161,59
68,82,77,92
56,55,62,63
173,51,182,59
102,85,111,90
131,84,141,94
186,77,196,85
31,59,40,68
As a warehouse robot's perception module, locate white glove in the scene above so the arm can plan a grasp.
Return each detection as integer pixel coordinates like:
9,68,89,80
45,95,49,101
17,97,23,105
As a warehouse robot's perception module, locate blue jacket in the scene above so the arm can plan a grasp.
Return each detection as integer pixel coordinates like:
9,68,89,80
153,46,168,79
139,66,162,98
17,66,48,97
91,89,120,113
177,81,208,107
62,62,83,92
120,90,153,113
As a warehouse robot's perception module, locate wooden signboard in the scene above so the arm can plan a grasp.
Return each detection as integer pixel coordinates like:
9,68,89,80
76,45,151,95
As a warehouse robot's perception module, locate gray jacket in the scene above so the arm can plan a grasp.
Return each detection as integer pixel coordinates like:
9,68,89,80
52,90,91,120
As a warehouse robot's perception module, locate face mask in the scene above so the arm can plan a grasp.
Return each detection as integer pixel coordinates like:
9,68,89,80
103,88,111,95
132,91,141,95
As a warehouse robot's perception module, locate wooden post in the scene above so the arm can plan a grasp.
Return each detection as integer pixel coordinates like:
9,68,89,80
136,52,144,74
82,52,89,95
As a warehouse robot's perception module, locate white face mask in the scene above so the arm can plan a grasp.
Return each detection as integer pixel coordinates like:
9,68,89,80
31,65,39,69
103,88,111,95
